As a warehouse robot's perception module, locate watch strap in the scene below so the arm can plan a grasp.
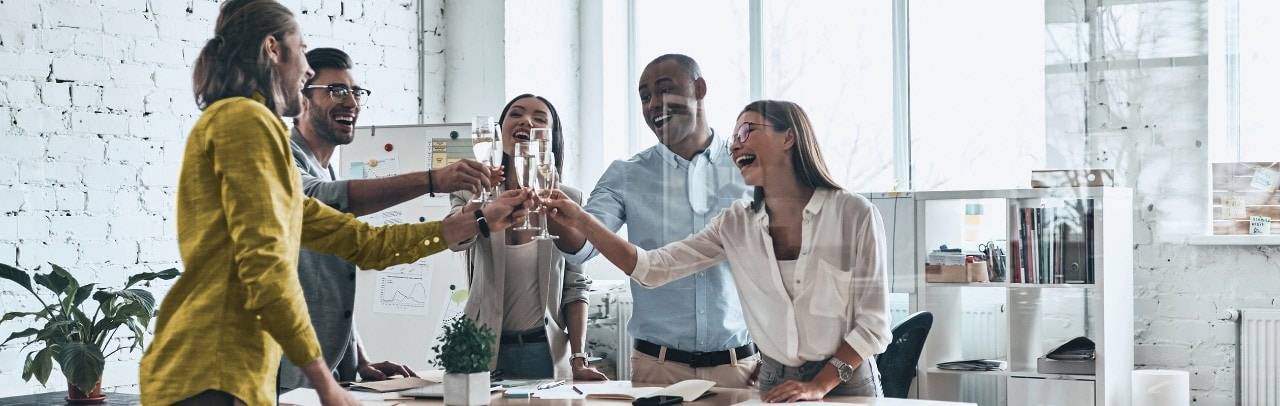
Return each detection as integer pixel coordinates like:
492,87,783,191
474,209,490,238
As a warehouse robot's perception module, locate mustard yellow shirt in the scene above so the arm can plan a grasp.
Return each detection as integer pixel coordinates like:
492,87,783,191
140,95,446,406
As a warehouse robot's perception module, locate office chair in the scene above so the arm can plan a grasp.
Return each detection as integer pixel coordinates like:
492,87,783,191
875,311,934,398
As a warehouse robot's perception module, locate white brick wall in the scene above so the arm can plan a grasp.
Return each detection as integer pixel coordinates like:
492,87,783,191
0,0,443,396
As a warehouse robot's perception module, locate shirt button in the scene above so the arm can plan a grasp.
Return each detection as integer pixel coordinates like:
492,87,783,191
344,310,353,318
348,273,355,281
699,310,705,314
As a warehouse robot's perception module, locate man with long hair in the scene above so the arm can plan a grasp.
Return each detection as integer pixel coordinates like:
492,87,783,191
139,1,528,404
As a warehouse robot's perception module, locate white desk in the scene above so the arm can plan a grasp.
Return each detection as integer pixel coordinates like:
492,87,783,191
284,381,977,406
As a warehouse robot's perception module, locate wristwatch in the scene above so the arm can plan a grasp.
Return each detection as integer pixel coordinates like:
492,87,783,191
473,209,490,238
571,352,589,367
827,357,855,382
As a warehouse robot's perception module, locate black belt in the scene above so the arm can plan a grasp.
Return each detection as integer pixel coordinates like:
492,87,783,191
635,339,757,368
500,329,547,345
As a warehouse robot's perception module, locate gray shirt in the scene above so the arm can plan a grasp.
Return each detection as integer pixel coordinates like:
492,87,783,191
278,128,359,390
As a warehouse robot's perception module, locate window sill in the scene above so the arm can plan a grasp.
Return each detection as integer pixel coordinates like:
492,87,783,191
1185,235,1280,245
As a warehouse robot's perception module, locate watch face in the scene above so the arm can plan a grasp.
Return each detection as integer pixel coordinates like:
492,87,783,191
837,366,855,382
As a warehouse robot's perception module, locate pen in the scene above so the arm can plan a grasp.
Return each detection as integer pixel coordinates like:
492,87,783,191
572,385,583,395
537,380,565,390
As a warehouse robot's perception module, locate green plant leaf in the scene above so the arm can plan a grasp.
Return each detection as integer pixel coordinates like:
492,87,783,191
71,283,97,307
49,263,80,297
3,327,39,346
21,351,34,381
58,342,105,394
0,263,36,294
2,311,39,323
32,346,55,385
124,268,180,289
33,272,69,297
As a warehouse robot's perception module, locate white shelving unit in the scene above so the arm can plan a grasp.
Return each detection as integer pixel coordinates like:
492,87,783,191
897,188,1132,406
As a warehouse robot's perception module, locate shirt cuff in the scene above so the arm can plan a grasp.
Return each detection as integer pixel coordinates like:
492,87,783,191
562,239,596,265
843,328,884,361
629,245,656,287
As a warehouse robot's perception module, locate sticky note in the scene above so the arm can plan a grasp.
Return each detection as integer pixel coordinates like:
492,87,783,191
1223,197,1246,219
1251,168,1277,191
1250,215,1271,235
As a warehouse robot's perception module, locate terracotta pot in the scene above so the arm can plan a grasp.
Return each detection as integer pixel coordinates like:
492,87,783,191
66,378,106,404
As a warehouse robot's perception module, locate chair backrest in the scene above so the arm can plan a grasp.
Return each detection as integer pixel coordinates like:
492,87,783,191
875,311,934,398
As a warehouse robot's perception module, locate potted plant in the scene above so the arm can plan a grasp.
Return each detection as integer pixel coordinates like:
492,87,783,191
0,262,179,403
431,315,496,406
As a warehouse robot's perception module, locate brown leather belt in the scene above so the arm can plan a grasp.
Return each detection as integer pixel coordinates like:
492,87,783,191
635,339,757,368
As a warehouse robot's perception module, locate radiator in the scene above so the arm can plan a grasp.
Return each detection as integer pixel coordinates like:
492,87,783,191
961,303,1005,406
615,295,634,380
1241,308,1280,405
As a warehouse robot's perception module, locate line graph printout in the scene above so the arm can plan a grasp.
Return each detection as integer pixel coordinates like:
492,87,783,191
374,258,430,316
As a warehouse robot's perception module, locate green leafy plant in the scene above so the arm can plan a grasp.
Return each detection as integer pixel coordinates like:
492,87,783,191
0,262,180,393
430,315,496,374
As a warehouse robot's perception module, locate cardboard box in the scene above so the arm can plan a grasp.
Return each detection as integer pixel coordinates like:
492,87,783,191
925,262,989,283
1037,356,1095,375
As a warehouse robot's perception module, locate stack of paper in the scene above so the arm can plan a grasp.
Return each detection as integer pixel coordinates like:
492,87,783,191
936,359,1008,371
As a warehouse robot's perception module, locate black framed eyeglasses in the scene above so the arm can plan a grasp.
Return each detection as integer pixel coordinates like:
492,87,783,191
734,122,772,143
303,84,372,106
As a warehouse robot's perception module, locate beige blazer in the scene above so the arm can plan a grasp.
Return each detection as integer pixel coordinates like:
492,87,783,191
447,186,590,379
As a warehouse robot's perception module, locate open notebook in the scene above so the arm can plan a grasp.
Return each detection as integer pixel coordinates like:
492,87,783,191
575,379,716,401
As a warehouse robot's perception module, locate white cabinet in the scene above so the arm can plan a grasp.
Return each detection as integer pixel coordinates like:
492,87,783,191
889,188,1132,406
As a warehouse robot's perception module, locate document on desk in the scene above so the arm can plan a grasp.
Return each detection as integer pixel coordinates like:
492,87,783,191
279,388,396,406
350,376,437,392
733,401,868,406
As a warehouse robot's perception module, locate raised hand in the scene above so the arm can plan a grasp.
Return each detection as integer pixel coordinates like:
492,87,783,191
433,158,495,194
540,189,587,229
483,188,535,231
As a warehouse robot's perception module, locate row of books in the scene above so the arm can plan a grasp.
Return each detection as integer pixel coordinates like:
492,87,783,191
1007,199,1095,284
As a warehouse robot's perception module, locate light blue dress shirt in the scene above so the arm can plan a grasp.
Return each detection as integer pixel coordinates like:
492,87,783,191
565,134,753,352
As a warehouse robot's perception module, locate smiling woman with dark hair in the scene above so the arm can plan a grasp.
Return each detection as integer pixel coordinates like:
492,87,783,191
445,94,608,382
545,100,892,402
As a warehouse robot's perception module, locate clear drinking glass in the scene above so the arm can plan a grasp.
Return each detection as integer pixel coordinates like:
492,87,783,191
530,129,559,240
512,141,540,231
470,115,498,203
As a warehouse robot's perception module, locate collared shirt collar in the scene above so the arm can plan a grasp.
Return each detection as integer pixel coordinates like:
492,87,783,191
250,92,267,105
753,187,833,225
656,129,725,169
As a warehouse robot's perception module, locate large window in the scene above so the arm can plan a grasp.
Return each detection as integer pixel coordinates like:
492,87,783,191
909,0,1046,190
1213,0,1280,163
761,1,895,192
628,0,1049,193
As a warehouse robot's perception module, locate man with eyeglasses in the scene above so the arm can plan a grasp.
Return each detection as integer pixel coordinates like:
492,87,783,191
556,54,757,387
278,47,500,390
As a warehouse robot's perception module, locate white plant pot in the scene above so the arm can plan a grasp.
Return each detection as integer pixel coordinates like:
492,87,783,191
443,372,491,406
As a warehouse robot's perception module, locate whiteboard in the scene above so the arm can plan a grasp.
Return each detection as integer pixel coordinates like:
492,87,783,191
337,123,473,370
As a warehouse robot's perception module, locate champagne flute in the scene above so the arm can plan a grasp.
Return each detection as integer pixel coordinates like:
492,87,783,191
530,129,559,240
470,116,498,203
512,141,540,231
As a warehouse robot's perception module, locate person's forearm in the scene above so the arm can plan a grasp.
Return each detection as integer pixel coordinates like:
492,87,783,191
302,356,341,390
564,300,589,367
346,172,431,216
549,216,587,254
578,215,638,274
813,342,865,393
441,209,482,246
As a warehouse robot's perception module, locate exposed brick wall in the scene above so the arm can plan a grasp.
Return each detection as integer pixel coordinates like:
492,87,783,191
0,0,440,395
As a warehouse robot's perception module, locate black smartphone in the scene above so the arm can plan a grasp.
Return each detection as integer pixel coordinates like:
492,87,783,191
633,395,684,406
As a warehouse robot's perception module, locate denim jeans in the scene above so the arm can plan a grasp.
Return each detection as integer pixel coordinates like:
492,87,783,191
495,328,554,379
758,354,882,397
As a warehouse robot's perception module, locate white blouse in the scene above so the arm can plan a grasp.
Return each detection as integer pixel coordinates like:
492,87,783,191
631,188,891,367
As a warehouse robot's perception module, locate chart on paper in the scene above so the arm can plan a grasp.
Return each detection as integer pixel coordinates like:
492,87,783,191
374,258,431,316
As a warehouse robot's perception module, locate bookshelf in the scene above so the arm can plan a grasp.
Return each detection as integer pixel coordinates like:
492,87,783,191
900,187,1132,406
